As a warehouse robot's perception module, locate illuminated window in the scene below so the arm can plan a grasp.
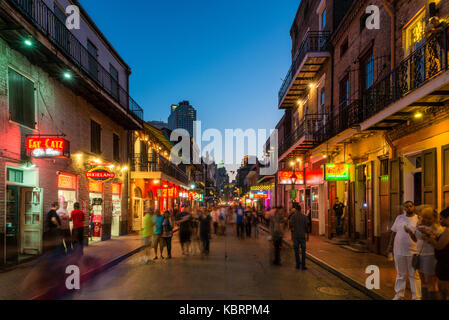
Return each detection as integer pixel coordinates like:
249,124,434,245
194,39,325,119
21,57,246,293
404,9,426,56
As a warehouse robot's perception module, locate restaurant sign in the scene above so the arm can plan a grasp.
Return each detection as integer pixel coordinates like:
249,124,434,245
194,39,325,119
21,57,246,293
324,163,351,181
86,167,115,183
253,190,268,199
278,171,304,185
26,136,70,158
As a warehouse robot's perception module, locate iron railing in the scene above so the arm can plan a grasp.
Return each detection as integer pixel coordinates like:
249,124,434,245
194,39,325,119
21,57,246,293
278,31,331,104
278,114,327,157
315,26,449,145
9,0,144,123
132,153,188,185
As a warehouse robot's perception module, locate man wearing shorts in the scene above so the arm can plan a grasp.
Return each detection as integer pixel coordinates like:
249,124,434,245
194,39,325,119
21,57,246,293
152,210,165,260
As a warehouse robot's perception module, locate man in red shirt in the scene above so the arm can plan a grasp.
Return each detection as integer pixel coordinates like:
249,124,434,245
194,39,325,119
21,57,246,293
71,202,85,256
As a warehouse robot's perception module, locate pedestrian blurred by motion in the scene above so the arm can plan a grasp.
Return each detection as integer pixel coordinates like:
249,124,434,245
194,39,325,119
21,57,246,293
235,204,245,239
270,207,286,266
424,207,449,300
333,197,345,236
289,203,308,270
244,207,253,238
152,210,165,260
190,209,201,255
405,206,443,299
253,208,260,239
177,207,192,255
212,206,219,235
44,201,62,256
57,199,71,254
161,210,174,259
219,206,227,235
141,208,154,264
388,201,422,300
199,209,212,256
70,202,85,257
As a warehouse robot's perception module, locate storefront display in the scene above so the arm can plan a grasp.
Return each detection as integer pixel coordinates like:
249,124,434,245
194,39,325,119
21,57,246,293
89,181,104,242
111,183,122,237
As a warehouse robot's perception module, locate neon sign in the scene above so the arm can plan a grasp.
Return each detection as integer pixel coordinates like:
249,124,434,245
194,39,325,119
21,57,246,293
253,190,268,199
278,171,304,185
324,163,350,181
86,167,115,182
26,137,70,158
306,169,324,185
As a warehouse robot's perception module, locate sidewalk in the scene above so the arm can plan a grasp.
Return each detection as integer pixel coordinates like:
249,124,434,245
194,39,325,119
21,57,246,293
260,226,408,300
0,234,144,300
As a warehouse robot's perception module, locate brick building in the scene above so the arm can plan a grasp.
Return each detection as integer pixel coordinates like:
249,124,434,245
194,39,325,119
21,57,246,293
270,0,449,255
0,0,143,266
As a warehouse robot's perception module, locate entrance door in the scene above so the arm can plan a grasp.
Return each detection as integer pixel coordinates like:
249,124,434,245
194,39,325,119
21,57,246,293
328,182,336,239
112,195,121,237
20,188,43,255
422,148,437,207
132,198,143,231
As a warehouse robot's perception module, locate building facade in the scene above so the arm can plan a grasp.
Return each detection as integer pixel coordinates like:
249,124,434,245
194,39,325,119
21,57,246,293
0,0,144,265
168,100,197,137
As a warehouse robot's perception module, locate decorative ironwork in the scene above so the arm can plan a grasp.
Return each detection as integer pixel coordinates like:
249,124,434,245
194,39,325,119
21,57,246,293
131,153,188,185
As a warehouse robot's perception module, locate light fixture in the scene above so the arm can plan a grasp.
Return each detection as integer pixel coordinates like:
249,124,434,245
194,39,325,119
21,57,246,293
290,172,297,185
93,158,102,164
297,100,302,106
121,166,129,172
108,164,115,170
63,71,72,79
309,83,316,89
297,157,301,163
414,112,423,119
24,38,33,47
153,180,160,184
323,155,328,159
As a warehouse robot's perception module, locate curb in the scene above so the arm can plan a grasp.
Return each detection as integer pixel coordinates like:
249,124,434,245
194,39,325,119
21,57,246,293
31,245,146,300
259,226,387,300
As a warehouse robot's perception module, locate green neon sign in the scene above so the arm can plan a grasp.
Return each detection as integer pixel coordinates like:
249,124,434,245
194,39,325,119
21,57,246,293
324,163,350,181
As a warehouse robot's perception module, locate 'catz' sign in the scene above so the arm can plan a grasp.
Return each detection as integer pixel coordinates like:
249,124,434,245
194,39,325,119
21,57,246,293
26,136,70,158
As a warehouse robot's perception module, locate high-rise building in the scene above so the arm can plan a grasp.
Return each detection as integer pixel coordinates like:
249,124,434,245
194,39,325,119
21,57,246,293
168,100,197,136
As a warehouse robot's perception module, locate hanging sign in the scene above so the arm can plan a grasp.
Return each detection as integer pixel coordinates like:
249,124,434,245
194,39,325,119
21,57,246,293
278,171,304,185
324,163,351,181
253,190,268,199
86,167,115,182
26,136,70,158
290,189,297,200
305,169,324,185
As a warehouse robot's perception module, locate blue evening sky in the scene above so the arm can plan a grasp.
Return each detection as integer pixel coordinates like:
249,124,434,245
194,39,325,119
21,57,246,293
79,0,299,176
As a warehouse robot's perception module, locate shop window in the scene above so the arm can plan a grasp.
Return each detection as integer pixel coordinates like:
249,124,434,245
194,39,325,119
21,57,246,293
321,8,327,30
8,68,35,129
113,133,120,162
7,168,23,183
91,120,101,154
361,54,374,91
404,9,426,57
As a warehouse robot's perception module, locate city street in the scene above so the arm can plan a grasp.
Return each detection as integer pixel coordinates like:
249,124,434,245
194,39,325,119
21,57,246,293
62,228,370,300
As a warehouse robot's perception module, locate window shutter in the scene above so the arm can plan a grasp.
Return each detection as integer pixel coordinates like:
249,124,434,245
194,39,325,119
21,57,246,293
422,148,437,207
8,68,35,128
442,145,449,209
389,158,403,224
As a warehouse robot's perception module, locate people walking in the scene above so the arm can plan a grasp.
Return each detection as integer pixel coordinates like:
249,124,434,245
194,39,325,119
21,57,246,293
57,200,72,254
44,201,62,256
235,204,245,239
289,204,308,270
219,206,227,235
244,207,253,238
270,207,286,266
199,209,212,256
388,201,422,300
70,202,85,257
152,210,165,260
333,197,345,236
177,207,192,255
190,209,202,255
212,207,219,235
161,210,174,259
142,208,154,264
425,207,449,300
254,208,261,239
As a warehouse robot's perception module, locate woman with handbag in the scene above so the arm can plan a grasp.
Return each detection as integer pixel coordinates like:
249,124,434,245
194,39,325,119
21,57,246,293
405,206,443,299
161,210,174,259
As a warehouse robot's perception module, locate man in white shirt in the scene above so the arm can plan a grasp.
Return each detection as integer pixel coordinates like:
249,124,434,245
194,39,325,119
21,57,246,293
57,200,72,254
388,201,422,300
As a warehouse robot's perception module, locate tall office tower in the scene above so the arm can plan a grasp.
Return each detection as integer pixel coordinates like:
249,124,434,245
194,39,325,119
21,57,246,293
168,100,197,136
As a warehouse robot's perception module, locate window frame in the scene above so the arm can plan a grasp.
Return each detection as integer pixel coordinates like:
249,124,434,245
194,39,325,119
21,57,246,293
91,119,102,155
113,133,120,162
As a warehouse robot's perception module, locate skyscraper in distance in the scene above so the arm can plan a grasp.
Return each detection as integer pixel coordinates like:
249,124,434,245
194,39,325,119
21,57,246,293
168,100,197,136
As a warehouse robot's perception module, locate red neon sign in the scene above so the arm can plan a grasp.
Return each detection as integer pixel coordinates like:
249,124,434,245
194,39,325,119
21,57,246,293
305,169,324,185
86,167,115,182
26,137,70,158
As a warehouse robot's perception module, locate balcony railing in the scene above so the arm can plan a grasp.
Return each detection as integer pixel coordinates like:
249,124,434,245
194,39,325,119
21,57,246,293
132,153,188,185
279,31,330,104
315,26,449,146
9,0,144,123
278,114,327,157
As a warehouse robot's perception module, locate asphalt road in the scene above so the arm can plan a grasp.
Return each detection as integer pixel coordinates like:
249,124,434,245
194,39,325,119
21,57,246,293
62,227,371,300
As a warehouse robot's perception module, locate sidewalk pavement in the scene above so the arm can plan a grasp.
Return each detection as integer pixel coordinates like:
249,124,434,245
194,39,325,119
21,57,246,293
259,226,411,300
0,234,144,300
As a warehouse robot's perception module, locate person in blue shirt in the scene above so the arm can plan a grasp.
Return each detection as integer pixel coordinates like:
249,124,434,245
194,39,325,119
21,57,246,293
152,210,165,260
235,204,245,239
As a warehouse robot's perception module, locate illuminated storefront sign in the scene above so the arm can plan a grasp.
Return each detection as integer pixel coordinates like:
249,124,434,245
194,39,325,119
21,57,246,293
58,173,77,189
324,163,351,181
26,136,70,158
89,181,104,193
278,171,304,185
251,184,274,191
253,190,268,199
305,169,324,185
86,167,115,182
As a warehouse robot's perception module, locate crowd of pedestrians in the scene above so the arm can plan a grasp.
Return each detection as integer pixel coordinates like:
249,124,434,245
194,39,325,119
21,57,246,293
388,201,449,300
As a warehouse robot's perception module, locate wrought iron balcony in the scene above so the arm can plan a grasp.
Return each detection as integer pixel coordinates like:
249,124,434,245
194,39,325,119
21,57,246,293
131,153,188,185
278,31,331,109
278,114,327,158
8,0,144,123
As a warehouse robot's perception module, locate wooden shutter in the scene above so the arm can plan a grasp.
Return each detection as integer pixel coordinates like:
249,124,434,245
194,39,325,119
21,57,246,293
442,145,449,209
422,148,437,207
389,158,403,225
8,68,35,128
